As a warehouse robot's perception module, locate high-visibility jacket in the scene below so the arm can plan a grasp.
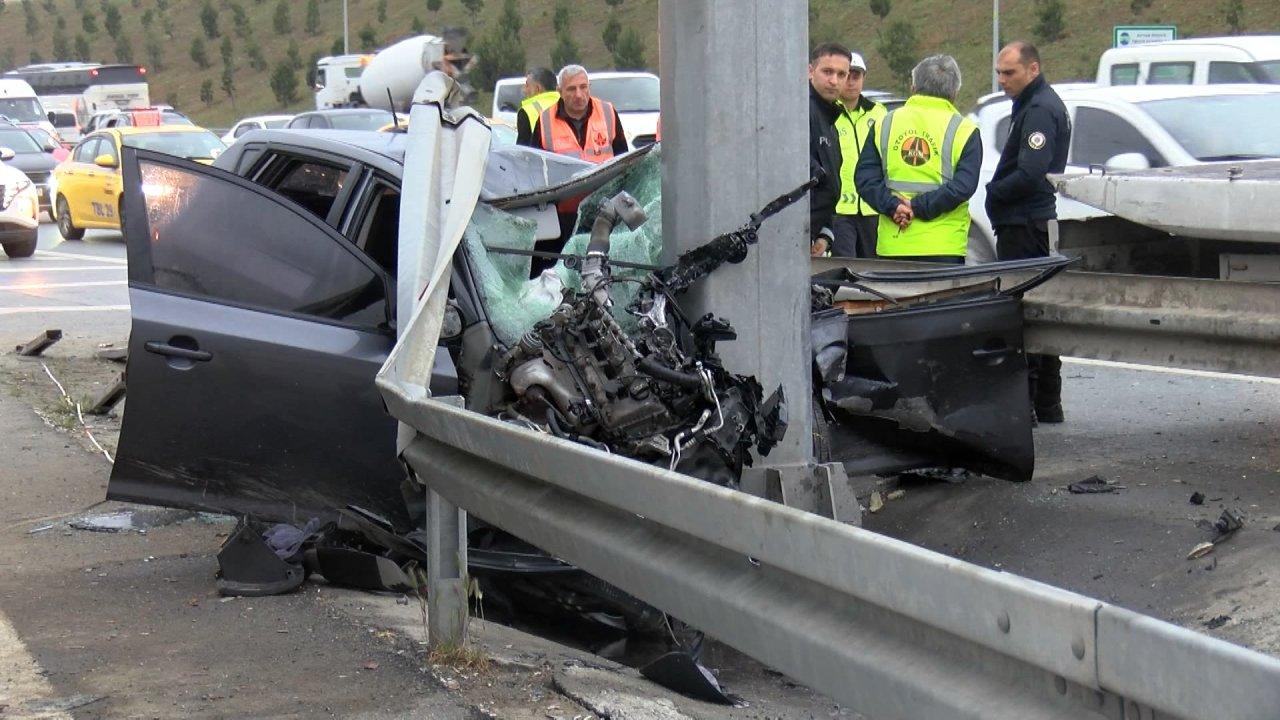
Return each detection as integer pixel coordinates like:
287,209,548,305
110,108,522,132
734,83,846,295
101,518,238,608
538,97,619,164
520,90,560,129
834,98,886,216
872,95,977,258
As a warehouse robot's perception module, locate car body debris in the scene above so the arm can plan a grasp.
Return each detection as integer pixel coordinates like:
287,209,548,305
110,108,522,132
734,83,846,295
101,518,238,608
1190,491,1206,505
1068,475,1124,494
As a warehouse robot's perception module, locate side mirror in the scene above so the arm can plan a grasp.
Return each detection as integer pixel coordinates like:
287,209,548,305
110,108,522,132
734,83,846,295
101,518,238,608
94,154,119,169
0,147,15,162
1104,152,1151,172
47,110,57,124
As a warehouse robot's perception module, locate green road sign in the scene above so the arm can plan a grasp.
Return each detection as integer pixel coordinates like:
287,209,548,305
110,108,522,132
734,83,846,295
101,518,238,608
1114,25,1178,48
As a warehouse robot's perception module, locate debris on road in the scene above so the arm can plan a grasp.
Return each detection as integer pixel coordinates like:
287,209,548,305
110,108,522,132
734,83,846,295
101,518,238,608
1204,615,1232,630
868,492,885,513
1199,508,1246,543
1068,475,1124,494
95,343,128,362
638,651,734,705
1187,542,1216,560
886,489,906,501
85,373,127,416
69,508,195,533
1190,492,1206,505
15,329,62,357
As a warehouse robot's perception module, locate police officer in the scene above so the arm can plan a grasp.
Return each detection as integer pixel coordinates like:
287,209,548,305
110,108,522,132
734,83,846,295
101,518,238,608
832,51,887,257
854,55,981,264
986,41,1071,423
514,67,559,147
808,42,852,257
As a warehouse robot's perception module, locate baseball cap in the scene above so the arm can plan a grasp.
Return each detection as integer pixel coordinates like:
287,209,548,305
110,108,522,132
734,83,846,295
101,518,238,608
849,52,867,72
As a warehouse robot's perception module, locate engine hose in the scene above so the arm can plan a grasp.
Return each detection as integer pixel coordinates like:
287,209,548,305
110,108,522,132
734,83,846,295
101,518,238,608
637,356,704,389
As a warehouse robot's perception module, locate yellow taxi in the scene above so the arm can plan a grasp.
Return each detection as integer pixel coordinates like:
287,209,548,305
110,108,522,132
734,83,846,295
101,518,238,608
52,124,226,239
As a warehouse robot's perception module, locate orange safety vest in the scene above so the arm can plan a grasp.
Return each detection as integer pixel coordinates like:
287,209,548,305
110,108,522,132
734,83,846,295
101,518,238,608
538,98,618,164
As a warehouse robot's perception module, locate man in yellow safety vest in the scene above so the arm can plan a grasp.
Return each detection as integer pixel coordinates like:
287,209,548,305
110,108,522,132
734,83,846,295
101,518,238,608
853,55,982,263
514,67,559,146
832,51,887,257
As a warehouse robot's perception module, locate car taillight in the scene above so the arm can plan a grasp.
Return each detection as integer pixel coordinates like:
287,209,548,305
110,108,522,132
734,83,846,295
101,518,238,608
90,68,99,77
139,67,147,75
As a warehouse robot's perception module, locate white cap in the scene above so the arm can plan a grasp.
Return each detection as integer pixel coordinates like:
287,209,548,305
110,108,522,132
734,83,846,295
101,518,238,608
849,52,867,72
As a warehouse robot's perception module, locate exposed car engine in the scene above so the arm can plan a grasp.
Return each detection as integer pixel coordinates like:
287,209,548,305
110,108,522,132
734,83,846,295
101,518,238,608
494,182,814,486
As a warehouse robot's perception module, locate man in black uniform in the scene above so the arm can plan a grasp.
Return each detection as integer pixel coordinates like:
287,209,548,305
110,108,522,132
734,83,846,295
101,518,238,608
808,42,852,257
986,40,1071,423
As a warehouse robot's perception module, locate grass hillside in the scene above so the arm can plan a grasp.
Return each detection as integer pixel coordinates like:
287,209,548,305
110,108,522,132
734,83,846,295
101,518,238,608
1,0,1278,129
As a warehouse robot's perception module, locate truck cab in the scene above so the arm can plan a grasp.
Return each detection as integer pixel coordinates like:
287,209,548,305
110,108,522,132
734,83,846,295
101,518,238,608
314,54,374,109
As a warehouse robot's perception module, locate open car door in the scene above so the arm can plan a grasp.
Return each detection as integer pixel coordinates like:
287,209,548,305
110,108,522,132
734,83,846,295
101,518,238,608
811,258,1071,482
109,148,414,529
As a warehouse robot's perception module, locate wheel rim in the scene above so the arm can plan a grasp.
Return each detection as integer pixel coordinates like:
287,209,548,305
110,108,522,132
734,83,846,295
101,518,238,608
57,199,71,235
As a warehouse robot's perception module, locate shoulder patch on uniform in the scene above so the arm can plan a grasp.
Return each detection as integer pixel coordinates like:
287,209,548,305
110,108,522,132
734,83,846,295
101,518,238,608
1027,131,1046,150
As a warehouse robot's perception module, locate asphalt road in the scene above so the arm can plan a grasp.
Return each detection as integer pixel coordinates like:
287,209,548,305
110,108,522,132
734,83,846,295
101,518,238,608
2,218,1278,714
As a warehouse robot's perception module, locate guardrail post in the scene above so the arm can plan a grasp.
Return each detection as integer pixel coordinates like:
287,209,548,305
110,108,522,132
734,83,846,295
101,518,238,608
425,484,468,649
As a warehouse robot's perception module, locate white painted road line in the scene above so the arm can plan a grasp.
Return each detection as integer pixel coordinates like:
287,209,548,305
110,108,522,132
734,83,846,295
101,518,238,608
0,305,129,316
1065,357,1280,385
0,281,128,292
0,607,73,720
0,266,125,274
35,250,128,265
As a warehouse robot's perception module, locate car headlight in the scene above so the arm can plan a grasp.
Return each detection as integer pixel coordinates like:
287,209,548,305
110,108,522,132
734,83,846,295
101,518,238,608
1,179,31,212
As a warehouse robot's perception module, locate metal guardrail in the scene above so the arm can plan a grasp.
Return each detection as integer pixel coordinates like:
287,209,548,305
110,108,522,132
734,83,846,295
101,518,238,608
383,389,1280,720
812,258,1280,379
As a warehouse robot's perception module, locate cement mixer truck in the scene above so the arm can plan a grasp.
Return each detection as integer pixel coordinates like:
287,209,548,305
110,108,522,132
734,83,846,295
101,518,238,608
314,33,473,111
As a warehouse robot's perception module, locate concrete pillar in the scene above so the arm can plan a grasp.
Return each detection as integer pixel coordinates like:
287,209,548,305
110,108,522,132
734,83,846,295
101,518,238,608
659,0,813,465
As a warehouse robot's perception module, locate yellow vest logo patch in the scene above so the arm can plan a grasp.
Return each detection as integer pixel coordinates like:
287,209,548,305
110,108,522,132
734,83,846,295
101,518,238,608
900,136,932,166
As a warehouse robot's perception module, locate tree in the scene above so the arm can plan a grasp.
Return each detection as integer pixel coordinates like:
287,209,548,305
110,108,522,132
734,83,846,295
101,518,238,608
104,4,122,36
602,15,620,52
247,41,267,71
270,61,300,106
1223,0,1245,34
81,9,97,34
221,65,237,110
200,78,214,106
604,0,623,5
53,29,72,59
231,2,252,39
30,50,45,65
331,36,345,55
471,24,525,91
427,0,442,13
145,35,165,71
499,0,521,35
358,24,377,50
612,27,646,70
1033,0,1065,43
461,0,483,13
190,36,211,69
377,0,387,23
305,0,321,35
869,0,891,20
114,35,133,63
550,30,580,70
24,4,38,35
200,1,220,39
552,0,570,34
411,15,425,34
220,35,234,68
0,49,14,73
876,20,918,90
74,34,91,62
1129,0,1153,13
286,39,302,71
273,0,292,35
140,8,152,28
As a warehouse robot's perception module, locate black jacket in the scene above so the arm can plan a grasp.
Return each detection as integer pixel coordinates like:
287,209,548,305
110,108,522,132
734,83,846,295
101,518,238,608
808,85,844,240
985,75,1070,225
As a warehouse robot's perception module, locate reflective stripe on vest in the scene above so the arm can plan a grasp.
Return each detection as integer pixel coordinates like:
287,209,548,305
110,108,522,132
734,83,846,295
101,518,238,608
835,100,887,216
520,91,560,128
538,98,618,164
873,95,977,258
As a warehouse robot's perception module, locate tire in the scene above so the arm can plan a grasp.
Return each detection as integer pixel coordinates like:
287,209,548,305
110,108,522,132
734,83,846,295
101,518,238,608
56,195,84,240
3,232,38,259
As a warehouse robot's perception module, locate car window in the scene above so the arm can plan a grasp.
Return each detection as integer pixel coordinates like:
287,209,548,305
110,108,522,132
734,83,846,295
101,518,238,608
73,137,101,162
99,136,120,164
1070,107,1166,168
137,158,387,328
496,83,523,113
1208,61,1258,83
233,123,254,138
352,182,400,274
1109,64,1139,85
266,158,351,221
994,115,1012,148
0,128,43,153
1148,62,1193,85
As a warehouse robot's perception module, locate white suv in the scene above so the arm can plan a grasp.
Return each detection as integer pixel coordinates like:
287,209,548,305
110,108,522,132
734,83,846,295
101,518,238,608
0,150,40,258
967,83,1280,261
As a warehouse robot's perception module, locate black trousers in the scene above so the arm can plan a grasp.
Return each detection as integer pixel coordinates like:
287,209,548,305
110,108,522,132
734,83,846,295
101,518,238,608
832,214,879,257
996,219,1061,409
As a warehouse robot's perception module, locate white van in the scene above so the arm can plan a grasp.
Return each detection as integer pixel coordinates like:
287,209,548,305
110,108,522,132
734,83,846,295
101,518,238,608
1097,36,1280,86
492,71,661,149
0,78,56,137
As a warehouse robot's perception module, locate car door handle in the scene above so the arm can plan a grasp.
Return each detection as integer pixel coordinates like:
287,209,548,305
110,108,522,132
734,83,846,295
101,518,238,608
144,341,212,362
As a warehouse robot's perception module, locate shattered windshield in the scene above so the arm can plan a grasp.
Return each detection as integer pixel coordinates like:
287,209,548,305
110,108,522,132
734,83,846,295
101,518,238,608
1140,94,1280,160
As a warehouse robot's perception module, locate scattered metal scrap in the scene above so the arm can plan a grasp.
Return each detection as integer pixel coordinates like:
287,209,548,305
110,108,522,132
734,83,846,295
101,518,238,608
15,329,62,357
1068,474,1124,494
85,373,126,416
1186,508,1247,559
95,342,128,362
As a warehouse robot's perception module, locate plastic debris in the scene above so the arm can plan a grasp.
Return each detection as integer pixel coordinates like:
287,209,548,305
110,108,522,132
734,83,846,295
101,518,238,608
1204,615,1231,630
868,491,885,513
1189,491,1205,505
1068,475,1123,494
1186,542,1215,560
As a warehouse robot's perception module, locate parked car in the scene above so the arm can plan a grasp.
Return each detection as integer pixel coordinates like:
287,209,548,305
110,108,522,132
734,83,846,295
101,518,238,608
83,107,193,133
21,126,71,162
286,109,395,131
493,71,661,148
1097,35,1280,86
221,114,294,145
0,152,40,258
0,121,59,212
967,83,1280,260
52,125,226,239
